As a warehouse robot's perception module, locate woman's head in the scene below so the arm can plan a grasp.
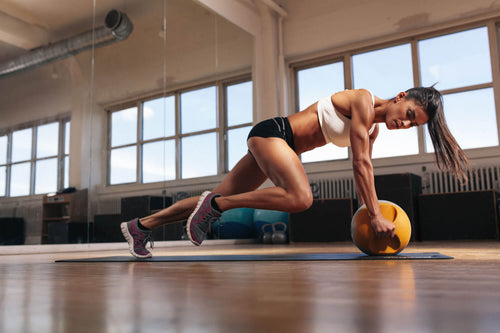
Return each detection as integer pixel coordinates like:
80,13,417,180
404,86,471,182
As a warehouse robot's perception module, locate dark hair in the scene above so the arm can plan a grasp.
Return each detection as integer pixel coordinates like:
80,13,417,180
406,86,471,182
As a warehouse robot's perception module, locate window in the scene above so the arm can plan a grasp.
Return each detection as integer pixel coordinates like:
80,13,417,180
35,122,59,194
296,61,347,162
226,81,253,170
1,118,70,197
293,24,499,165
353,43,419,158
109,107,138,185
0,135,6,196
419,27,497,150
180,87,218,178
108,77,253,185
142,96,176,183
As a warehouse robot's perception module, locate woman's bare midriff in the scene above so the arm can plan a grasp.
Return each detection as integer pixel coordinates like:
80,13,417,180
288,103,326,154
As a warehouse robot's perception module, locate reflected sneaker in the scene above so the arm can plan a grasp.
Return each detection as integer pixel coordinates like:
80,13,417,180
187,191,222,246
121,218,154,259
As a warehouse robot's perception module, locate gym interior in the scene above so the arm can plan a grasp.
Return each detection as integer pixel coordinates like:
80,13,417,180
0,0,499,331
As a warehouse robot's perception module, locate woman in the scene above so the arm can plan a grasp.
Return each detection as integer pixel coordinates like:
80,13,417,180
121,86,470,258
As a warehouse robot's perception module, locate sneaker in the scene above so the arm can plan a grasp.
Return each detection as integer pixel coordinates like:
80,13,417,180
187,191,222,246
121,218,154,259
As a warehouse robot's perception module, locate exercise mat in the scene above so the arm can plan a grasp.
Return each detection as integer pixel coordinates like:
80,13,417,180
56,252,453,262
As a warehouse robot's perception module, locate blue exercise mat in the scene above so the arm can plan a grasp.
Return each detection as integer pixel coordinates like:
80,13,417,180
55,252,453,262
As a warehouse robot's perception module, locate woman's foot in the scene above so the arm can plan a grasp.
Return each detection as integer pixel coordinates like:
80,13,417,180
121,218,154,258
187,191,222,246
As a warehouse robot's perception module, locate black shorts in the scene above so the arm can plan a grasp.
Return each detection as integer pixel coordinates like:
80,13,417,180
247,117,295,151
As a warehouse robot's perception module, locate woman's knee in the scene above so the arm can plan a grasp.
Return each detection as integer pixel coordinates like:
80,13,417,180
288,188,313,213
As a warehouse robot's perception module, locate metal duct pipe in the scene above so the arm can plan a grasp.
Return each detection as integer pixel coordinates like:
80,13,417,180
0,9,133,79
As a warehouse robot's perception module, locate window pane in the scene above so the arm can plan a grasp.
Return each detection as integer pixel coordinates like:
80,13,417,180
297,62,347,162
110,146,137,184
227,81,253,126
301,143,348,162
0,166,5,196
353,43,413,98
425,88,498,151
419,27,492,90
111,107,137,147
143,96,175,140
372,127,419,158
36,122,59,158
228,126,251,170
297,62,345,110
182,133,217,178
65,122,70,155
12,128,32,163
0,135,6,165
64,156,69,189
142,140,175,183
35,158,57,194
181,86,216,133
353,43,418,158
10,162,30,196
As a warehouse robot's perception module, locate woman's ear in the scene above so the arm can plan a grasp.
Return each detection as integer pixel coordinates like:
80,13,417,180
395,91,407,102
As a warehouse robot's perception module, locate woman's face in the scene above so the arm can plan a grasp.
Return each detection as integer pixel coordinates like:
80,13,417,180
386,93,429,130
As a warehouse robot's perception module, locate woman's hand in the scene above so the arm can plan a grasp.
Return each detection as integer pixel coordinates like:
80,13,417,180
370,214,396,238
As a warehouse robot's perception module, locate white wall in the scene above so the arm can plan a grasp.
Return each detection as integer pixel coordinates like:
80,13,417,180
2,0,500,244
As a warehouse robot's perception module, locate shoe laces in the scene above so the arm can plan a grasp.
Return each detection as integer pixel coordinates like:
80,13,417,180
143,233,154,249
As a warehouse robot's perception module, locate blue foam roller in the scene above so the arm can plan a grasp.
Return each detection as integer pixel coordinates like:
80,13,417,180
212,208,255,239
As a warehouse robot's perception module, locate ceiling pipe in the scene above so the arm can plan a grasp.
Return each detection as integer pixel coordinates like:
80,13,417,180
0,9,133,79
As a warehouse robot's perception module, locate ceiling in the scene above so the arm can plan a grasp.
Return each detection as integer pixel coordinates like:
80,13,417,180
0,0,223,64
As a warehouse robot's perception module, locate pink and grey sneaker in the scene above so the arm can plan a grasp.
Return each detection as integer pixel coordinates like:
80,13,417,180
187,191,222,246
121,218,154,259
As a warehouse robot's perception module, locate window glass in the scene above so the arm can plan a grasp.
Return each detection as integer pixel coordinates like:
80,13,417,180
419,27,492,90
36,122,59,158
353,43,418,158
425,88,498,151
64,156,69,189
227,81,253,127
301,144,348,163
143,96,175,140
0,166,5,196
10,162,30,196
35,158,57,194
0,135,6,165
181,87,216,133
297,62,348,161
181,133,217,178
12,128,32,163
142,140,175,183
228,126,252,170
110,146,137,184
353,44,413,98
65,122,70,155
111,107,137,147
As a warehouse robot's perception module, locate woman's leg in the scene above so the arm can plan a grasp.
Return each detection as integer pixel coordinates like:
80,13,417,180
214,137,313,213
139,151,268,229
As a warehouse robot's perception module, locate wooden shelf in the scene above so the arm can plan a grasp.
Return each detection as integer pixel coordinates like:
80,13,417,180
41,189,88,244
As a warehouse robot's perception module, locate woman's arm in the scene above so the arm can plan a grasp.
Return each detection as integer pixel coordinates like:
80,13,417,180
350,93,395,237
357,124,378,206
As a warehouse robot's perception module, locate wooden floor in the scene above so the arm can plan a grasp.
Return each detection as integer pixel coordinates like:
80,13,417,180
1,241,500,333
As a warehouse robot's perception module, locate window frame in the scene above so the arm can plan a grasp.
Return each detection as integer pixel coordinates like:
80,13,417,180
290,20,500,167
106,74,252,186
0,116,71,197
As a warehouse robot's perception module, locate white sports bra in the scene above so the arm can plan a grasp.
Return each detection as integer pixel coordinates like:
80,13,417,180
317,91,376,147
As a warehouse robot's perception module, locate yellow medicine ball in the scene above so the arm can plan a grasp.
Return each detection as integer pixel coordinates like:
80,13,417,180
351,200,412,256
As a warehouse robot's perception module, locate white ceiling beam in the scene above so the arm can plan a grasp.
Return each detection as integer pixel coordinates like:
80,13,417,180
194,0,261,36
0,11,50,50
